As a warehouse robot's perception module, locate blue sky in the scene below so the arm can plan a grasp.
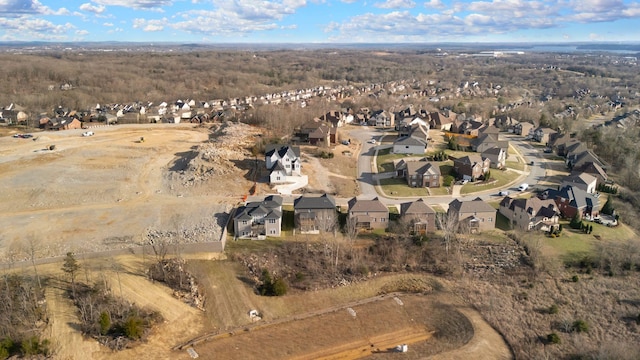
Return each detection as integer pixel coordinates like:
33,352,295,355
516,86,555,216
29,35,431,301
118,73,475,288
1,0,640,43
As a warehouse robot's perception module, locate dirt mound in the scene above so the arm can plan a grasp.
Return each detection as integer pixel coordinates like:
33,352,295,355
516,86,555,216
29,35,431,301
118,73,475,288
170,121,263,187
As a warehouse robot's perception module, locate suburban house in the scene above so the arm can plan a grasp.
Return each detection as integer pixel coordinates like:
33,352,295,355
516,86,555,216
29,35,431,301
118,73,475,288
400,198,436,234
539,185,600,220
405,160,441,188
514,121,534,136
482,147,507,169
453,155,491,181
371,109,395,128
568,150,607,172
428,111,454,131
293,194,337,234
393,123,429,154
532,126,558,144
561,172,597,194
234,195,283,239
44,117,82,131
447,198,497,233
347,197,389,230
499,197,560,232
322,111,347,127
454,119,484,136
575,162,608,186
295,120,336,146
265,144,302,184
471,133,509,153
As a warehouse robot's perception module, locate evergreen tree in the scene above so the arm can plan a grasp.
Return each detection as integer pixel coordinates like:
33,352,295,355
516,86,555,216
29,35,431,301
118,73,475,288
602,196,614,215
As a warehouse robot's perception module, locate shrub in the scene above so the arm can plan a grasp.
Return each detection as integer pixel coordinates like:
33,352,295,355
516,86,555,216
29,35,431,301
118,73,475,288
272,278,288,296
549,304,559,314
124,316,144,340
547,332,561,344
20,337,50,357
443,175,455,187
572,275,579,282
99,311,111,335
573,319,589,333
569,213,583,229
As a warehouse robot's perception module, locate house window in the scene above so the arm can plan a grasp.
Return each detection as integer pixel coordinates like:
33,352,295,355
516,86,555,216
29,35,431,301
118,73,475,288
488,217,493,222
285,164,290,168
276,176,281,181
242,220,247,225
405,146,409,149
269,219,276,224
381,218,386,222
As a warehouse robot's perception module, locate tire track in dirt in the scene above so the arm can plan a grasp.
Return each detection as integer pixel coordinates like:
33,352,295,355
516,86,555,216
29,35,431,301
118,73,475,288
45,280,103,360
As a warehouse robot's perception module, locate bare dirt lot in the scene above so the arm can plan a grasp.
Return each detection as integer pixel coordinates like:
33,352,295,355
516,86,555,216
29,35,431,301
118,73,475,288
0,123,253,260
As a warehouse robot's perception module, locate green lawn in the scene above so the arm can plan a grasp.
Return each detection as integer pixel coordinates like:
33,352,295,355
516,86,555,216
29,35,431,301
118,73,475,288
460,169,520,195
376,148,409,172
379,178,429,197
505,160,525,171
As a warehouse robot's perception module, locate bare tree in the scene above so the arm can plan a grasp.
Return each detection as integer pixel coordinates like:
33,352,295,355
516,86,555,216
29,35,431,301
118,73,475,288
436,211,460,256
343,214,359,244
24,235,42,290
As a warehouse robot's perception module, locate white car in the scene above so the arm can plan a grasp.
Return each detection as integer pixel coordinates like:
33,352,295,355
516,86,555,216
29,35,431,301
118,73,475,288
367,139,377,144
499,190,510,196
82,131,94,137
518,183,529,191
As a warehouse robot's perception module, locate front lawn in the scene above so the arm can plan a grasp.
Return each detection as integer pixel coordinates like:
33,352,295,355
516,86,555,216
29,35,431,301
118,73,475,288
379,178,430,197
460,169,520,195
376,148,408,173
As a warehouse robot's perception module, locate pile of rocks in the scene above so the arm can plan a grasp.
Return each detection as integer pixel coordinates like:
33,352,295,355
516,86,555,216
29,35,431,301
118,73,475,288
177,121,263,186
462,241,527,276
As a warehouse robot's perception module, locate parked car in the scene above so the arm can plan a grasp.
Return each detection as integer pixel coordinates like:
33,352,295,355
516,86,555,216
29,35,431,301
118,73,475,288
543,148,552,153
367,139,377,144
499,190,510,196
518,183,529,191
82,131,94,137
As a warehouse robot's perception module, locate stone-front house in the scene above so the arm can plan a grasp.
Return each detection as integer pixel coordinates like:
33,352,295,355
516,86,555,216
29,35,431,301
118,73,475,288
348,197,389,230
293,194,337,234
453,155,491,181
400,198,436,234
447,198,496,233
561,172,597,194
539,185,600,220
499,196,560,232
265,145,302,184
482,147,506,169
234,195,283,239
405,161,440,188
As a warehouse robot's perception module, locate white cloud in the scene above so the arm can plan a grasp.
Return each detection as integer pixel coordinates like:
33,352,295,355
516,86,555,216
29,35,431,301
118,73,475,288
170,0,307,36
76,29,89,35
0,16,73,39
0,0,67,16
103,22,113,26
93,0,172,10
80,3,106,14
133,17,166,31
423,0,444,9
373,0,415,9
